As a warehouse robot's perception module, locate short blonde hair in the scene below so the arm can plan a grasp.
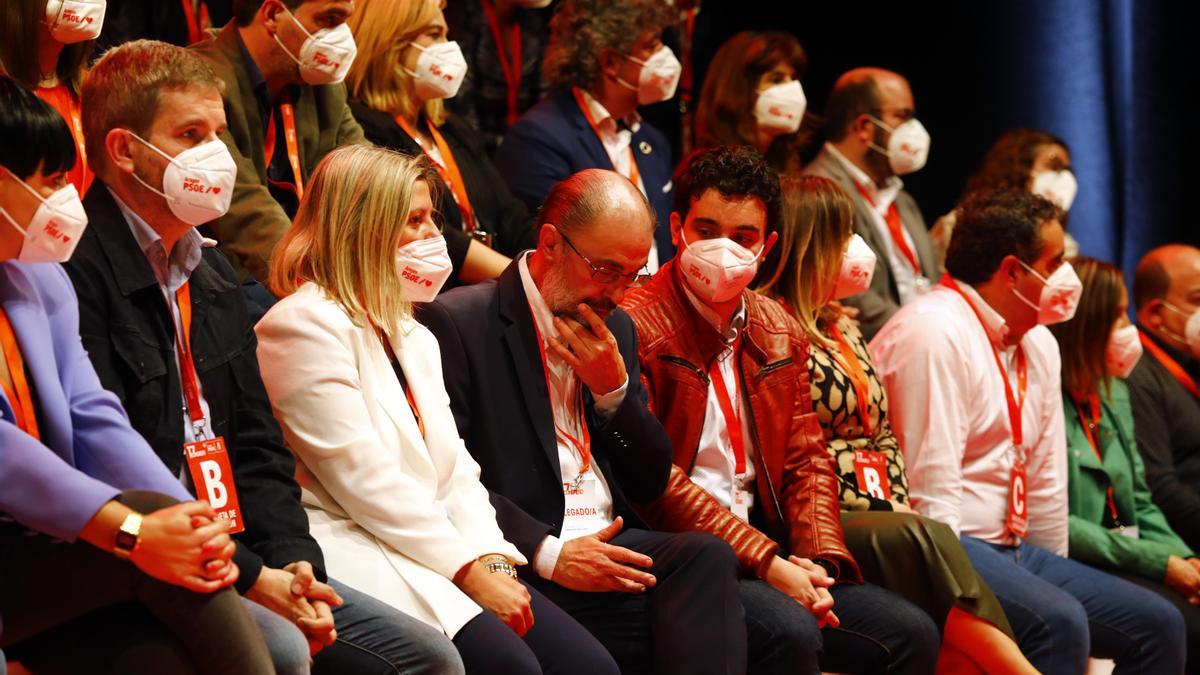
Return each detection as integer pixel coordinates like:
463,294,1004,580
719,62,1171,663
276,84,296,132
346,0,446,126
270,145,441,335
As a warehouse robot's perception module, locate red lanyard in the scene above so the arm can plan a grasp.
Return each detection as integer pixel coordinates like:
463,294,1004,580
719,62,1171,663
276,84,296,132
480,0,522,127
0,308,40,440
394,115,477,233
174,282,209,437
1072,393,1119,523
1139,329,1200,399
265,96,305,199
378,329,425,438
944,275,1028,447
827,321,874,438
852,181,920,274
572,88,641,188
708,341,748,477
181,0,211,44
529,311,591,476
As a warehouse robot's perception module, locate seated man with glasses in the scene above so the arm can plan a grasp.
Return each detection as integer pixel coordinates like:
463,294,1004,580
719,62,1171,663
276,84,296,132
418,168,751,675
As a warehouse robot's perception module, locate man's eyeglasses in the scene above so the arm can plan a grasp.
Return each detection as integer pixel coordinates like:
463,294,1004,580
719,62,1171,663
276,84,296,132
558,230,651,288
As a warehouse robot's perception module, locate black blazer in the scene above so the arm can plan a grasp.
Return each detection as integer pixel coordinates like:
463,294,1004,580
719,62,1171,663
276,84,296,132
64,185,323,592
351,102,534,258
417,262,673,561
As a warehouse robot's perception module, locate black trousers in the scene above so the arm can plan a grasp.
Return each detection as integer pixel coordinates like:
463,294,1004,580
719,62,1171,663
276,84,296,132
0,491,273,675
527,529,746,675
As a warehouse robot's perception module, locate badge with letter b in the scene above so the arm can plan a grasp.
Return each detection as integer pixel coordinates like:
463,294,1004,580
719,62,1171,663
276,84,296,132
184,437,245,533
853,450,892,500
1007,459,1028,538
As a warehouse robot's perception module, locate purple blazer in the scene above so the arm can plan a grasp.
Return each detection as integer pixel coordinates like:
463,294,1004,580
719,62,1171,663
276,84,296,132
0,261,191,542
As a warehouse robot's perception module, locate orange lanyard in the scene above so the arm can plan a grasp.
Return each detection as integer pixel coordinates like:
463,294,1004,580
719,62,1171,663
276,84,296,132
944,275,1028,447
852,181,920,274
480,0,522,127
394,115,477,233
572,88,641,189
0,308,40,440
708,341,747,477
1139,329,1200,399
530,312,591,478
827,321,874,438
265,97,305,199
1072,393,1119,523
174,282,209,436
181,0,211,44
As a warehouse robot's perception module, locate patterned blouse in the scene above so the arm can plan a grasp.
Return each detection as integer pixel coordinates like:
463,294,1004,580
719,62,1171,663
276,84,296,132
808,312,910,511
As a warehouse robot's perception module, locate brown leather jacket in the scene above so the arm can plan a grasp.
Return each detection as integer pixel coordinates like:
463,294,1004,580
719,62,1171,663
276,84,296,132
622,261,860,582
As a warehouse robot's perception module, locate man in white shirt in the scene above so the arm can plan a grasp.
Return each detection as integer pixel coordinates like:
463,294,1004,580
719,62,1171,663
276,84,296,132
420,169,747,675
804,67,938,340
871,188,1184,674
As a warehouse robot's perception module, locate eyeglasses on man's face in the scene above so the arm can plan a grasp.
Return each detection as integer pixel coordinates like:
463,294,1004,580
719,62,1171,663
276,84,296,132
557,229,651,288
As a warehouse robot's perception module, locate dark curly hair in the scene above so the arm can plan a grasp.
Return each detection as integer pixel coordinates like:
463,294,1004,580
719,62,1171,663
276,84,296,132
945,189,1062,285
543,0,676,90
673,145,781,230
962,128,1068,198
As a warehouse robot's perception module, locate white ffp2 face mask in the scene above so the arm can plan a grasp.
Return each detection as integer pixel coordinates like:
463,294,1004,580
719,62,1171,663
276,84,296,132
1106,324,1143,379
833,233,877,300
1163,303,1200,358
405,41,469,101
129,134,237,226
617,46,682,105
45,0,106,44
275,8,357,85
1013,260,1083,325
396,234,452,303
1031,170,1078,212
754,80,807,135
868,116,930,176
0,167,88,263
678,234,764,304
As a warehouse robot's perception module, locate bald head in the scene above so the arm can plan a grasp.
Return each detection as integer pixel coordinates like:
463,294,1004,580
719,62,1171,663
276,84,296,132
825,67,912,142
537,168,655,238
1135,244,1200,311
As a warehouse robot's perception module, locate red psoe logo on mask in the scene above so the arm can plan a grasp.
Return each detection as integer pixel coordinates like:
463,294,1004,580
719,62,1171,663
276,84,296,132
182,177,220,195
402,265,433,288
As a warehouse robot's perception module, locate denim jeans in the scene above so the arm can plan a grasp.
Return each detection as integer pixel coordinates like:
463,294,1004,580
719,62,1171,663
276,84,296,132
960,535,1185,675
738,579,823,675
822,581,941,674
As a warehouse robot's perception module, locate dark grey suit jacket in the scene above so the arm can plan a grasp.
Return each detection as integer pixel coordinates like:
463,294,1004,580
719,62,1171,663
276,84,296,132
804,146,938,339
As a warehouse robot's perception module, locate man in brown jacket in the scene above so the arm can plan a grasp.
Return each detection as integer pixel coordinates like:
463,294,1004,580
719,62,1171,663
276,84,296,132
622,145,940,674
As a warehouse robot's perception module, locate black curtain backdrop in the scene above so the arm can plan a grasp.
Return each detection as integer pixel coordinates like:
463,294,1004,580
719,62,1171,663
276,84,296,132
686,0,1200,279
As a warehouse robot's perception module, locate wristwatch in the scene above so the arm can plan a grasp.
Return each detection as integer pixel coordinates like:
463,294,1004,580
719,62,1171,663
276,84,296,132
113,512,143,560
479,554,518,579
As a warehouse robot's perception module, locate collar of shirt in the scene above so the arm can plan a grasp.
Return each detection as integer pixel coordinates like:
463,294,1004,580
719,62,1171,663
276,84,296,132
518,251,560,348
824,142,903,212
680,281,747,347
578,88,641,140
950,277,1011,348
109,187,203,292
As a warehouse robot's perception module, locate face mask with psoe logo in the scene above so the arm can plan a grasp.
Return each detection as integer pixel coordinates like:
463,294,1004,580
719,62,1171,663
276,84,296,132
128,134,237,226
868,117,931,176
1106,324,1143,379
1031,170,1078,212
678,234,764,304
275,8,357,85
617,46,682,105
396,235,452,303
833,233,877,300
0,167,88,263
45,0,106,44
754,80,807,135
405,41,469,101
1012,260,1083,325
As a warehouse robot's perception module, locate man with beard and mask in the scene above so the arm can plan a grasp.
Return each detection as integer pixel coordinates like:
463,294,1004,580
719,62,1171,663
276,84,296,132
871,189,1185,674
1129,244,1200,552
418,169,749,675
495,0,682,270
804,67,938,340
66,40,467,675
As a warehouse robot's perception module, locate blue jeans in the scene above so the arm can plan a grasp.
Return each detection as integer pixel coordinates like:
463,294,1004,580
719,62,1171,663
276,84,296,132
739,579,823,675
822,581,941,674
960,536,1185,675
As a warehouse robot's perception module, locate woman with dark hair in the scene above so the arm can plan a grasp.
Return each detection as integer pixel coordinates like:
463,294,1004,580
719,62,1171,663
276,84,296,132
755,174,1038,674
0,77,272,674
692,30,812,174
1049,256,1200,670
0,0,105,194
931,128,1076,270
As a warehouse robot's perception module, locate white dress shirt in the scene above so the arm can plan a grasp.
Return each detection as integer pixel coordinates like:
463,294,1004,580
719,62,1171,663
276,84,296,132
681,287,757,521
518,253,628,578
824,143,927,304
869,281,1069,555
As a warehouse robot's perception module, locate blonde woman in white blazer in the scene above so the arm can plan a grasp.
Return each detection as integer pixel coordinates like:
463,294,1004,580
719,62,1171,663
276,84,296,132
254,146,619,675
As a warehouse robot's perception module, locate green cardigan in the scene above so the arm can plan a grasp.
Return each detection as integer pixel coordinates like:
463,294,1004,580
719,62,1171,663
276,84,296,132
1065,379,1194,581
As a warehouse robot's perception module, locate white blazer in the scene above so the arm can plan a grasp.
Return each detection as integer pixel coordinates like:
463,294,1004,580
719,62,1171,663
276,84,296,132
255,282,524,637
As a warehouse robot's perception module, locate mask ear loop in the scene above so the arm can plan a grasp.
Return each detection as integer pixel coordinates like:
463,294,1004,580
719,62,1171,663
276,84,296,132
272,6,313,66
0,166,54,234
